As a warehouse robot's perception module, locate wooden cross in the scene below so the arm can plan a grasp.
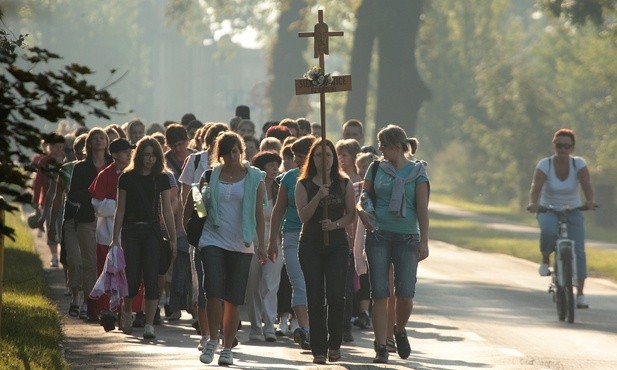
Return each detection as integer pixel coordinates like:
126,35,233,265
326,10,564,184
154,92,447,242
295,9,352,244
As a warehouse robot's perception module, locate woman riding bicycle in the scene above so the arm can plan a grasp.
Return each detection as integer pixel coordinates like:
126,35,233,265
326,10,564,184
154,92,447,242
527,128,595,309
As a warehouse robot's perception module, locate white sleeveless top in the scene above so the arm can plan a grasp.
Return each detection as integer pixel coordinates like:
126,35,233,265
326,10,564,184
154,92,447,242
537,156,586,208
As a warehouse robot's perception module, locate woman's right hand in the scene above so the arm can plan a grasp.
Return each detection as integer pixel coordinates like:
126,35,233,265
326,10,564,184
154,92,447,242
317,184,329,199
357,210,376,232
526,203,539,213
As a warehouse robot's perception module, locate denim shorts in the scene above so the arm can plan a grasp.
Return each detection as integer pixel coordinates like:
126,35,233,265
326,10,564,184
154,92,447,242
365,230,420,300
200,245,253,306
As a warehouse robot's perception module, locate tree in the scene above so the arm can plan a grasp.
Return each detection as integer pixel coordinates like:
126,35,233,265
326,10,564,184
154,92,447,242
0,11,118,240
345,0,430,137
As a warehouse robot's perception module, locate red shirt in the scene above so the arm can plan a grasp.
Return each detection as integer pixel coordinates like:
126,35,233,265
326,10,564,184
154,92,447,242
89,163,122,201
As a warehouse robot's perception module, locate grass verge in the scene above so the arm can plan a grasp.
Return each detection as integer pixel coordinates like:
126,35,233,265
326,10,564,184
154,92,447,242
0,211,69,370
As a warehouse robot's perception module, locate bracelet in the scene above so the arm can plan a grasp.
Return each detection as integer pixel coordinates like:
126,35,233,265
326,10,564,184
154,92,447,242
336,221,340,228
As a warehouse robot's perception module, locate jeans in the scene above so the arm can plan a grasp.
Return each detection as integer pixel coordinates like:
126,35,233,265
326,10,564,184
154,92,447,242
200,246,253,306
121,223,160,300
365,230,420,299
169,249,193,312
62,219,82,290
282,231,307,307
76,221,97,296
299,241,348,356
537,210,587,279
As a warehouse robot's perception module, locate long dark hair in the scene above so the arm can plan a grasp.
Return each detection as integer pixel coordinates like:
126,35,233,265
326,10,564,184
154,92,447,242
298,139,345,183
125,136,165,175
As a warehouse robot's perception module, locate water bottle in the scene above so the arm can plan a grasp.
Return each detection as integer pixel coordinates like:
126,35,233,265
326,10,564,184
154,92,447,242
359,190,378,231
191,183,207,218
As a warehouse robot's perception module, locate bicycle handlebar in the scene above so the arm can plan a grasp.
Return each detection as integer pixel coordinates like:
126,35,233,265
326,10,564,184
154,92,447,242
535,204,598,214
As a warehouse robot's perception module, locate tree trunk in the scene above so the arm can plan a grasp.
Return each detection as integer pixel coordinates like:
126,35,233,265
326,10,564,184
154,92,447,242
344,0,377,123
268,1,311,120
346,0,430,137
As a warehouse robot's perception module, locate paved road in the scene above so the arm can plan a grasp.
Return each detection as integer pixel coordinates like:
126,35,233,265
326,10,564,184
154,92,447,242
32,203,617,369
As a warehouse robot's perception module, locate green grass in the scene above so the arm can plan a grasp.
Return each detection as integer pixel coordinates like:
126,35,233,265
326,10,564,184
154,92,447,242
0,210,69,370
430,205,617,281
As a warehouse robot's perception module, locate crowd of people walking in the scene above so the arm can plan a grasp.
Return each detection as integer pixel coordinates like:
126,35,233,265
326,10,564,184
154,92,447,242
30,110,430,366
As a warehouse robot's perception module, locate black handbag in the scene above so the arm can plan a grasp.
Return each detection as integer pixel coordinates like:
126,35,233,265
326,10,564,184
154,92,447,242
186,169,211,246
135,179,172,275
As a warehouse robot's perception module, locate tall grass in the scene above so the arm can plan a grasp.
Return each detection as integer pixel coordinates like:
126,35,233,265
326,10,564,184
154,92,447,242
0,210,69,370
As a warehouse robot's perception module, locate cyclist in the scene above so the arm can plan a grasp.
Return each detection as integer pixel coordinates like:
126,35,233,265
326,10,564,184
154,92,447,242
527,128,595,309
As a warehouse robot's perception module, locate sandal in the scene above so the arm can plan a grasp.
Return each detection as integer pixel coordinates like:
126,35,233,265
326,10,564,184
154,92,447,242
68,304,79,317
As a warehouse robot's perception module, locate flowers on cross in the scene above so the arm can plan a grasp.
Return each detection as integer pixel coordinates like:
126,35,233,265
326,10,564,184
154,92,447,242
303,66,333,88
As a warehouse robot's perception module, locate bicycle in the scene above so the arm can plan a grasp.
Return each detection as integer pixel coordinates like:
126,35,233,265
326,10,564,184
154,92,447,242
536,205,594,323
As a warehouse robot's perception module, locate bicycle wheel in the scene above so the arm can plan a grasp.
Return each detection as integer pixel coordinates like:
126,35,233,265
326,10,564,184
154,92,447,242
555,281,566,321
561,248,575,323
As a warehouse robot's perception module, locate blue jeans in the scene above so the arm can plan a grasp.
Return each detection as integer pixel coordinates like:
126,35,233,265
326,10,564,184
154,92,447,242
282,231,307,307
299,241,348,356
169,249,192,312
121,223,160,300
537,210,587,279
365,230,420,299
200,245,253,306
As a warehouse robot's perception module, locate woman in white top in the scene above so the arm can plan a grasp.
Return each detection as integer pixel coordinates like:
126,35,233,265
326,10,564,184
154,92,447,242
527,128,595,308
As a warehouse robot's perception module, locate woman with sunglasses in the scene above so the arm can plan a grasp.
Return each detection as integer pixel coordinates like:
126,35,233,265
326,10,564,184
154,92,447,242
527,128,595,308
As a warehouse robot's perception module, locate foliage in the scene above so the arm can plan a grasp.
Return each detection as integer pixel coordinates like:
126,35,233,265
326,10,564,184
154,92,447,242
539,0,617,27
0,211,69,369
0,10,118,240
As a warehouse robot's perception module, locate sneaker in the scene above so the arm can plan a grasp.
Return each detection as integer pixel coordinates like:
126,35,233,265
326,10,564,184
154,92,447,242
354,311,371,329
121,311,133,335
197,335,209,351
342,327,354,342
153,307,162,325
50,255,59,268
249,331,264,341
143,324,156,339
68,304,80,317
577,295,589,309
164,303,172,318
78,303,88,320
538,263,550,276
394,325,411,359
288,317,299,337
167,311,181,320
373,342,389,363
100,311,116,332
276,317,289,336
199,339,219,364
386,337,397,353
218,348,233,366
328,348,341,362
133,312,146,328
293,327,311,350
264,332,277,342
313,355,326,364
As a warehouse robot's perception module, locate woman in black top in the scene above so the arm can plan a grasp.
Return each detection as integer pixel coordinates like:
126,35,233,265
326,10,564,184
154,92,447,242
67,128,112,321
112,136,176,340
295,139,356,364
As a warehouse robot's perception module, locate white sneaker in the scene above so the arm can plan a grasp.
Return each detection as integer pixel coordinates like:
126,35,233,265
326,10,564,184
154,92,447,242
577,295,589,309
264,332,277,342
50,255,59,268
288,317,299,338
143,324,155,339
199,339,219,364
276,317,289,336
197,335,209,351
218,348,233,366
249,331,264,341
538,263,550,276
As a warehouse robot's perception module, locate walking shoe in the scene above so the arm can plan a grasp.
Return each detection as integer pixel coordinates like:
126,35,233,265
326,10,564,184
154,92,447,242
153,308,162,325
68,304,80,317
386,337,397,353
538,263,550,276
293,327,311,350
197,335,209,351
121,311,133,335
342,327,354,342
164,303,172,318
249,331,264,341
50,255,59,268
577,295,590,309
373,342,389,363
264,332,277,342
199,339,219,364
288,317,299,337
328,348,341,362
394,325,411,359
100,311,116,332
133,312,146,328
218,348,233,366
276,317,289,336
167,311,181,320
313,355,326,364
143,324,156,339
78,303,88,320
353,310,371,329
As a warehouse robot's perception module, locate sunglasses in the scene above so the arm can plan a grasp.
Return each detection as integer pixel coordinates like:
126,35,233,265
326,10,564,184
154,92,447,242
555,143,573,150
